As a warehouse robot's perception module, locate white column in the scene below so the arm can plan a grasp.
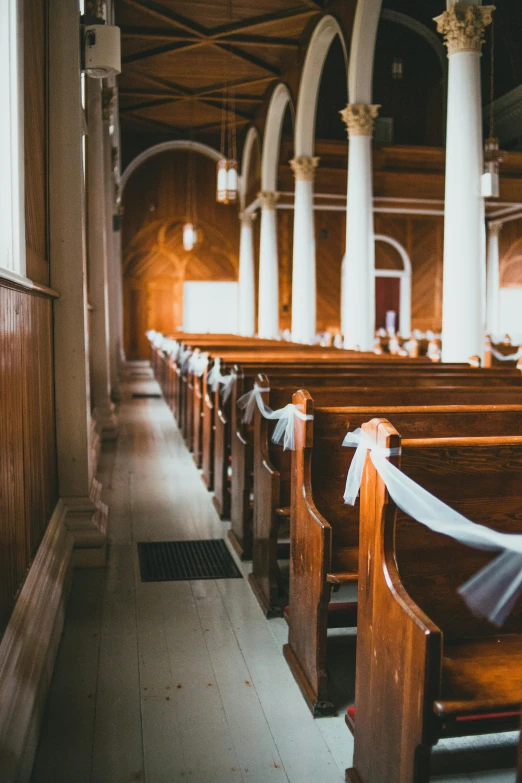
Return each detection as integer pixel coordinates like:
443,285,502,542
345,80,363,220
486,220,502,338
340,104,380,351
102,85,122,400
238,211,256,336
258,191,280,338
87,76,118,438
48,0,108,565
435,2,494,362
290,156,319,343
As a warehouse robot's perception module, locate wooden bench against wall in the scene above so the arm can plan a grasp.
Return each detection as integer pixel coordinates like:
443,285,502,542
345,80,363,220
347,418,522,783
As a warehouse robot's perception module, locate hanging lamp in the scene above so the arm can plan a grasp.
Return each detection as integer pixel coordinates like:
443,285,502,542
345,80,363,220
183,120,199,250
216,0,239,204
481,17,502,198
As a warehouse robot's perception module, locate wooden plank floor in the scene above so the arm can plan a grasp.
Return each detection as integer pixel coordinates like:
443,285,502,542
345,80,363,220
31,375,518,783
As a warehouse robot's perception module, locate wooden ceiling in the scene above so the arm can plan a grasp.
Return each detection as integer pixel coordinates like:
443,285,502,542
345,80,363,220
115,0,327,138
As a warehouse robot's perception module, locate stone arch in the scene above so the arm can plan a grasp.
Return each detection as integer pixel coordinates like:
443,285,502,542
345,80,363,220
294,15,348,156
121,140,223,193
239,126,261,209
348,0,382,104
375,234,412,336
261,83,294,192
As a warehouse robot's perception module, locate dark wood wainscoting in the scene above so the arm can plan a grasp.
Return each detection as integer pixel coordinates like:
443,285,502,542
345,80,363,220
0,281,57,635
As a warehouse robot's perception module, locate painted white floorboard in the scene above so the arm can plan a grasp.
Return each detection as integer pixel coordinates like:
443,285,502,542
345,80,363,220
31,376,518,783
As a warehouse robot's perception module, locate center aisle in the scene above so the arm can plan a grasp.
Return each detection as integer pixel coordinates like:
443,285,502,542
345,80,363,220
31,374,350,783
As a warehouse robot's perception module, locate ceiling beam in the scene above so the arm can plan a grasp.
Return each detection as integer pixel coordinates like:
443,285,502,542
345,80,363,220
121,26,299,48
209,7,318,37
119,88,264,103
210,41,281,76
122,39,206,64
124,0,207,38
193,75,275,98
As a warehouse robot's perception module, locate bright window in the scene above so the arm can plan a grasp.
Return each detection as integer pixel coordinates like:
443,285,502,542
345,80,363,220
183,282,239,334
0,0,25,276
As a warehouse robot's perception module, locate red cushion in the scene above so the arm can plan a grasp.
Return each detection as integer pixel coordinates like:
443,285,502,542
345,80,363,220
455,711,520,723
347,706,519,724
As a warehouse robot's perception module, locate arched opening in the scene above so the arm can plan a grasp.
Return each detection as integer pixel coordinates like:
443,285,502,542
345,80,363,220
373,15,445,145
375,234,412,336
240,126,261,209
122,149,238,358
499,237,522,341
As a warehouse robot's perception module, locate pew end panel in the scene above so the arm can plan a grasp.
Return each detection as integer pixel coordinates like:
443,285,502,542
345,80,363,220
284,390,336,716
201,363,214,489
351,420,522,783
350,419,442,783
212,379,232,519
229,370,254,560
249,375,287,617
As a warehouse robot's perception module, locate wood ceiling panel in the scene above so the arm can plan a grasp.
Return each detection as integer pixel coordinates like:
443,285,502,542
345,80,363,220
116,0,321,135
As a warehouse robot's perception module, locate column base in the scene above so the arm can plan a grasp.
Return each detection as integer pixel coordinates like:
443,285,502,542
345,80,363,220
61,478,109,567
110,383,122,403
93,404,119,441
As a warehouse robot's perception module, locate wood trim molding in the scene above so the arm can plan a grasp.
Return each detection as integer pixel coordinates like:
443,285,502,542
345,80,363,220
0,268,59,298
0,501,74,783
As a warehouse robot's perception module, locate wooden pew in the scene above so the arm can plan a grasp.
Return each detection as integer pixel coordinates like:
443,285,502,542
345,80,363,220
222,363,522,559
284,397,522,717
196,349,432,482
348,417,522,782
181,343,350,452
484,334,521,369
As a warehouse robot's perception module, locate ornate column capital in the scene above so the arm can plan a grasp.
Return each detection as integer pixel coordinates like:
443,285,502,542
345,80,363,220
488,220,503,235
240,210,257,226
258,191,280,210
102,87,117,123
290,156,319,182
340,104,380,137
434,3,494,56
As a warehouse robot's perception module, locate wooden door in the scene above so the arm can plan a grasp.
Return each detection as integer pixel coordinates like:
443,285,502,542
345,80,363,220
375,276,401,331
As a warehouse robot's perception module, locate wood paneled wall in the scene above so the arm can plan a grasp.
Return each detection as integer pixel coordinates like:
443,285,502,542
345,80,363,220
24,0,49,286
123,151,239,358
0,282,57,635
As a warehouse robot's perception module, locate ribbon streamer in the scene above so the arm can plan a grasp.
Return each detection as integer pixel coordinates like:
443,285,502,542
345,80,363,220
342,428,522,626
490,346,522,362
237,384,313,451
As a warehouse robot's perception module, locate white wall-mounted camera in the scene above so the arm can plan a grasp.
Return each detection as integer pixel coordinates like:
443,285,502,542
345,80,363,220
83,24,121,78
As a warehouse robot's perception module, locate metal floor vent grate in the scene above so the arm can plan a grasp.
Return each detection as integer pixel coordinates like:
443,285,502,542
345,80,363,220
137,539,243,582
132,393,162,399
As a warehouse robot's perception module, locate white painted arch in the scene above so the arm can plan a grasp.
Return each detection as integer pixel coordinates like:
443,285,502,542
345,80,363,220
348,0,382,104
375,234,412,336
239,126,261,209
294,15,348,157
121,140,223,193
261,83,294,192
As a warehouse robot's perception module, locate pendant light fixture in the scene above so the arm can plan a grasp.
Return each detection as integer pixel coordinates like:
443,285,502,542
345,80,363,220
183,114,198,250
481,17,502,198
216,0,238,204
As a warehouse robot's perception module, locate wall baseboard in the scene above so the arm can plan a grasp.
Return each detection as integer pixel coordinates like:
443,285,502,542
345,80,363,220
0,501,74,783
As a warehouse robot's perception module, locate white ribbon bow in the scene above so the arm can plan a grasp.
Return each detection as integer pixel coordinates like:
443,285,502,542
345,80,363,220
188,352,208,377
179,348,193,372
237,384,313,451
343,427,522,626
